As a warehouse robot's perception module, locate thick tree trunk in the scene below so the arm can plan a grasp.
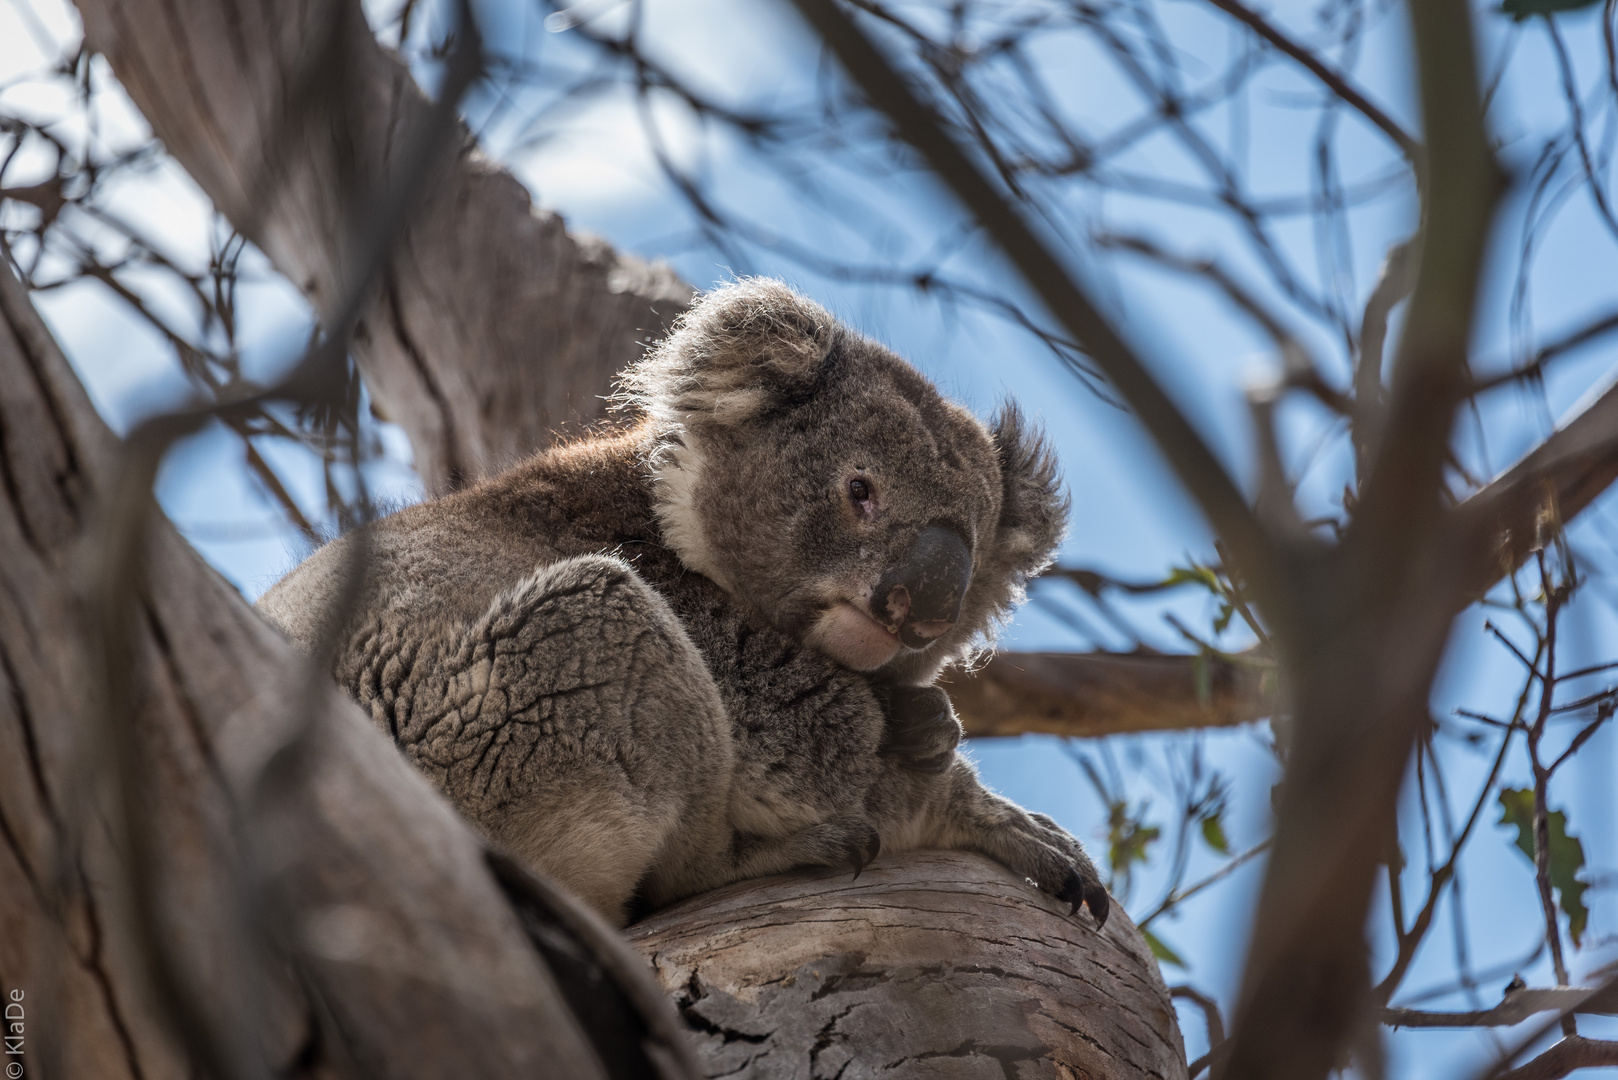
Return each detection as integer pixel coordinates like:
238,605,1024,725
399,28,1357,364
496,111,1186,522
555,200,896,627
57,0,1190,1076
0,261,695,1078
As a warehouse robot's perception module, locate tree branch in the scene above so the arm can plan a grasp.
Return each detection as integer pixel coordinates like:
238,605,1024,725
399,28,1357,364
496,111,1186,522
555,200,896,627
1385,984,1618,1028
1201,0,1423,166
952,651,1271,737
1461,372,1618,593
1498,1037,1618,1080
77,0,690,493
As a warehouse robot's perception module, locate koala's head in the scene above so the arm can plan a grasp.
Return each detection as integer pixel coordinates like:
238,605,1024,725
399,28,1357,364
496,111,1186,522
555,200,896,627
621,279,1068,681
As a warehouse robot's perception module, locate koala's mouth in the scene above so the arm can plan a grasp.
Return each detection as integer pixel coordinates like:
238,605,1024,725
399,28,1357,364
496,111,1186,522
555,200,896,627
805,601,905,671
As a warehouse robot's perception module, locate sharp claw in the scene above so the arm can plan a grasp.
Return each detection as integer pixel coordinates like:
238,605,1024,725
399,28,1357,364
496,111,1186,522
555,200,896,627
846,841,867,880
864,831,882,866
1084,883,1111,929
1057,868,1084,916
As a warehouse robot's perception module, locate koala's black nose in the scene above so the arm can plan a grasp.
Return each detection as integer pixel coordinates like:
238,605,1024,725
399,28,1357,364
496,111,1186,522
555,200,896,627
873,524,972,648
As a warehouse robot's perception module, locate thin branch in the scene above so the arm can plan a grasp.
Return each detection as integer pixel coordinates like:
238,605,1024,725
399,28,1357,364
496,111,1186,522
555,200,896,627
1384,984,1618,1028
1201,0,1423,165
1470,310,1618,395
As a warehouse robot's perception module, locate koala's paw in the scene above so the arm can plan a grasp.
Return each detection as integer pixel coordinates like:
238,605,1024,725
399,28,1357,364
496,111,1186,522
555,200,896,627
996,812,1111,928
879,685,962,773
815,815,882,878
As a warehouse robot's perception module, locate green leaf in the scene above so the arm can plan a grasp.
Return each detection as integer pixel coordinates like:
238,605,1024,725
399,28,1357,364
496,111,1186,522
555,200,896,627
1500,0,1601,19
1213,602,1235,635
1106,801,1161,874
1159,565,1222,594
1497,788,1590,946
1200,813,1231,855
1142,927,1186,968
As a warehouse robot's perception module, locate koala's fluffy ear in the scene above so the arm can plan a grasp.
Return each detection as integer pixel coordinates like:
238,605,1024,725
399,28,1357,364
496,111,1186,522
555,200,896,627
621,278,838,428
989,402,1069,584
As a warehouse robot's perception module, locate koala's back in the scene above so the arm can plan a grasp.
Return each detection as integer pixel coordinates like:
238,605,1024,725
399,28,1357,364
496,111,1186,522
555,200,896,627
256,428,657,650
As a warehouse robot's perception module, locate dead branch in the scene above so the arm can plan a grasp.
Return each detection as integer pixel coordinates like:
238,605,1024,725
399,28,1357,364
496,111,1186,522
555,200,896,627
626,851,1186,1079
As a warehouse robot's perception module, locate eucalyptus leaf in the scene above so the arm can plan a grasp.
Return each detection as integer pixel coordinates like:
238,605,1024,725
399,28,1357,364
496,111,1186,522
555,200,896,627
1498,788,1590,945
1142,927,1186,968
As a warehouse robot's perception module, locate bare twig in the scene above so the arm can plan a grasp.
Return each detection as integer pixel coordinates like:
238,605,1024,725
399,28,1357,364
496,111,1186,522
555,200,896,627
1201,0,1423,166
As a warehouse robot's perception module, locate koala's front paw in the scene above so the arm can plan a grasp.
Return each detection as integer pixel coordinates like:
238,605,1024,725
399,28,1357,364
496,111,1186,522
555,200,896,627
879,685,962,773
839,816,883,879
992,811,1111,927
1022,809,1113,932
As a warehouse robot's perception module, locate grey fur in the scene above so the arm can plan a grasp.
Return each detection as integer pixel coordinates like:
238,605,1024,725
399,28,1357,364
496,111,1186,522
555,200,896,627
257,278,1106,928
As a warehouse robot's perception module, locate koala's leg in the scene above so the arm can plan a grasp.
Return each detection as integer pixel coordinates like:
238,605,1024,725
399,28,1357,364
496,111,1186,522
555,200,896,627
909,759,1110,926
339,554,733,927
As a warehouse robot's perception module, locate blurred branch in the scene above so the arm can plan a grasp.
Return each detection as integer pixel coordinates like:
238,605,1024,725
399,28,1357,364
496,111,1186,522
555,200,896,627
1461,373,1618,592
1172,984,1226,1078
1201,0,1423,166
1470,309,1618,395
1353,236,1417,471
951,650,1271,738
1496,1037,1618,1080
1217,0,1504,1070
1384,983,1618,1028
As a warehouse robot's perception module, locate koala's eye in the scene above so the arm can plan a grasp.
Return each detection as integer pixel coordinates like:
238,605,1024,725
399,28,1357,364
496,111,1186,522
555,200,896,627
848,477,872,504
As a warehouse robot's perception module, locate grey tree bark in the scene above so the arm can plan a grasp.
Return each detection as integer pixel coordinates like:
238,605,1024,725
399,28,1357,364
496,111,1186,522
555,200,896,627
28,0,1193,1076
0,258,697,1079
629,852,1185,1080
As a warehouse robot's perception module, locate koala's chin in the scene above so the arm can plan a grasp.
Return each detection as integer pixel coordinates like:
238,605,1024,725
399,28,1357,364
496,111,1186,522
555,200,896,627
805,602,906,671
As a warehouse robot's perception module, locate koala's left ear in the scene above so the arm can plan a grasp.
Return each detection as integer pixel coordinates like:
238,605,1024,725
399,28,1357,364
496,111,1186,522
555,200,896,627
989,402,1069,581
622,278,838,428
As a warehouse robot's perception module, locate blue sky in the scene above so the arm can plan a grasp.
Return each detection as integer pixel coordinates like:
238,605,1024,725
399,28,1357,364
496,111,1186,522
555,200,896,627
3,0,1618,1073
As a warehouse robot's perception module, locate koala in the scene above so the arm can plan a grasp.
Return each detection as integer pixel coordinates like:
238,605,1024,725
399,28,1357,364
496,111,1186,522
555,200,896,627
256,279,1108,929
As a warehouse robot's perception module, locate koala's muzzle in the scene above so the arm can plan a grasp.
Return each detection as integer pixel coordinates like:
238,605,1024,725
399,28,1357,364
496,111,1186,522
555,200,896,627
873,524,972,648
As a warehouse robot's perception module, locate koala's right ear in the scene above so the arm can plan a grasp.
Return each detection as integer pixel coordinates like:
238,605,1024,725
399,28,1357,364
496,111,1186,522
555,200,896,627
620,277,837,428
